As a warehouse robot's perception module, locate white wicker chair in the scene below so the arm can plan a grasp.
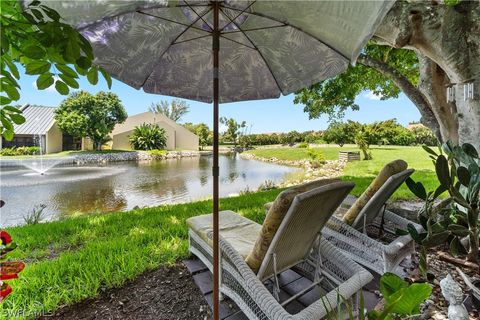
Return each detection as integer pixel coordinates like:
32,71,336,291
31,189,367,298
323,169,424,275
188,182,373,319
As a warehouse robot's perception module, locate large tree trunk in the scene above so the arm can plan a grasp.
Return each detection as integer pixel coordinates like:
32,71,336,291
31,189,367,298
372,0,480,149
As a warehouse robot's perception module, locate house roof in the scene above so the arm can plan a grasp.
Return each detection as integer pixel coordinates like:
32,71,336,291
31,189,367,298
14,105,56,135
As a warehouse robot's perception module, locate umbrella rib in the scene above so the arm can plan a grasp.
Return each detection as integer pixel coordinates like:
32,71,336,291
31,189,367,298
221,4,350,62
136,10,208,33
138,7,213,88
219,0,256,32
219,7,284,94
172,34,211,45
219,35,256,50
222,24,288,34
76,3,208,32
184,0,212,31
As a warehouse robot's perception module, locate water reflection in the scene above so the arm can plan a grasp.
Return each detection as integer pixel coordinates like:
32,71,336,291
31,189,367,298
0,154,298,226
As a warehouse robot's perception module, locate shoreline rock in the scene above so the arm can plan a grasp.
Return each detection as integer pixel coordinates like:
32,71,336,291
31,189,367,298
0,150,206,167
239,152,347,187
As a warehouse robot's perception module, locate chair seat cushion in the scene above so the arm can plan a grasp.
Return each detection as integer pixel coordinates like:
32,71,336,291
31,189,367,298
187,210,261,259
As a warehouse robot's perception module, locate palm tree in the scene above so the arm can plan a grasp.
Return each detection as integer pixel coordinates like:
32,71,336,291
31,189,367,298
149,99,189,122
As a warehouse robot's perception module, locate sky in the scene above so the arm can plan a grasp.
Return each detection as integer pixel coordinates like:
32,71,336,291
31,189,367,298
17,67,421,134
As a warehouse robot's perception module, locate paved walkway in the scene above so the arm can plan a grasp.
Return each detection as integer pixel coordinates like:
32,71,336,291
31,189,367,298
184,258,382,319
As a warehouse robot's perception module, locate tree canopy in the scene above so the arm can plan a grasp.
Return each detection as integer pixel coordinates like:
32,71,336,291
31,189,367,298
55,91,127,150
220,117,246,147
149,100,189,122
0,0,111,140
294,43,419,122
184,122,212,150
295,1,480,149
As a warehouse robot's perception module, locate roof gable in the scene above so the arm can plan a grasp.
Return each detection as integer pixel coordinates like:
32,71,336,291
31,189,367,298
13,105,56,135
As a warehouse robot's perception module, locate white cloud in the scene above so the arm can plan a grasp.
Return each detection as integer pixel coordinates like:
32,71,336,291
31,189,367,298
364,91,383,100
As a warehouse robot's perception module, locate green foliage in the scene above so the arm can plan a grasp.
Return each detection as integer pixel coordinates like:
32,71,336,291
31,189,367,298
55,91,127,150
238,134,252,149
280,130,302,146
294,43,419,122
410,124,438,146
148,149,168,157
355,130,373,160
0,0,111,140
323,119,419,148
129,123,167,151
323,121,361,146
220,117,246,147
368,273,431,319
0,146,40,156
307,148,326,168
297,142,309,148
0,189,282,317
241,130,320,146
149,100,189,122
444,0,460,6
23,204,47,225
183,122,212,150
406,142,480,267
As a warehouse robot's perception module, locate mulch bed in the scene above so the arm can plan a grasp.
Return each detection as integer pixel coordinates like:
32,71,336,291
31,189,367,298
39,263,212,320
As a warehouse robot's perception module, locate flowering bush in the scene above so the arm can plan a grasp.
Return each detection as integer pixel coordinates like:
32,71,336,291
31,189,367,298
0,201,25,302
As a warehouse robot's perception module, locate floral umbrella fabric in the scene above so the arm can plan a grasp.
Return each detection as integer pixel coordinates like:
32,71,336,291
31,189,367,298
25,0,393,103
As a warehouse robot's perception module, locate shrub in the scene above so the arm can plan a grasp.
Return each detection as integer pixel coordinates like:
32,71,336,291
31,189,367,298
129,123,167,150
148,149,168,157
0,146,40,156
406,142,480,267
307,148,326,168
322,121,361,146
411,125,438,146
297,142,309,148
23,204,47,225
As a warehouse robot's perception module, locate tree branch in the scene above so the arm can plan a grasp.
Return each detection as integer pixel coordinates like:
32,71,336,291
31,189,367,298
357,55,442,140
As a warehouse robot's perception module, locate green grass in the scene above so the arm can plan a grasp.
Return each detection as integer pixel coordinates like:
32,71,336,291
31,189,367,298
1,190,281,319
246,145,439,200
2,145,439,318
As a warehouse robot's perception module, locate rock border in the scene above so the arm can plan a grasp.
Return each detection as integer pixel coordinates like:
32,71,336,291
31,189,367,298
240,152,347,187
0,151,208,167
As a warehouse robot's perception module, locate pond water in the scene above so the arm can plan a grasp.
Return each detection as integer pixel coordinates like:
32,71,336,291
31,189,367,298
0,155,298,226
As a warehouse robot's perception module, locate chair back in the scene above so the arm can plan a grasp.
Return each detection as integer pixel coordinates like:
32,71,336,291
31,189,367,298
256,181,354,281
351,169,414,230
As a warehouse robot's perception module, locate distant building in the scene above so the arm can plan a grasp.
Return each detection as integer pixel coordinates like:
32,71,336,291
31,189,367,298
1,105,72,154
110,111,199,151
2,105,199,153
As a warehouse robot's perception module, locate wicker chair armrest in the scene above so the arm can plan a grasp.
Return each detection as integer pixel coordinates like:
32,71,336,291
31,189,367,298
325,216,385,252
383,209,423,232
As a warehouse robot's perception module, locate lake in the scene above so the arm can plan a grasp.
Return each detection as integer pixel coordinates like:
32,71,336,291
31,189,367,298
0,154,298,226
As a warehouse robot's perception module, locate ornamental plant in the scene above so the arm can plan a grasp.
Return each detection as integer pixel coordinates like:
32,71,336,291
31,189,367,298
405,142,479,266
129,123,167,151
0,201,25,302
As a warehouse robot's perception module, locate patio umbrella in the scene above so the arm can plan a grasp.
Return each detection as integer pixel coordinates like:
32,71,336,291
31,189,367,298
28,1,394,318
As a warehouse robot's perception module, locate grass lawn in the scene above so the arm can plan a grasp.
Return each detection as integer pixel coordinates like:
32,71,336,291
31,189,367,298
1,190,280,319
246,145,440,200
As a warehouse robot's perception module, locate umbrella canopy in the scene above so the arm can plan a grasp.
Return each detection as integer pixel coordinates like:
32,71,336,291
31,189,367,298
27,1,394,318
35,0,392,103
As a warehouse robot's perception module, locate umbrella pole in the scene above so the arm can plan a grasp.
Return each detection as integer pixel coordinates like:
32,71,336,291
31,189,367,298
212,2,220,320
